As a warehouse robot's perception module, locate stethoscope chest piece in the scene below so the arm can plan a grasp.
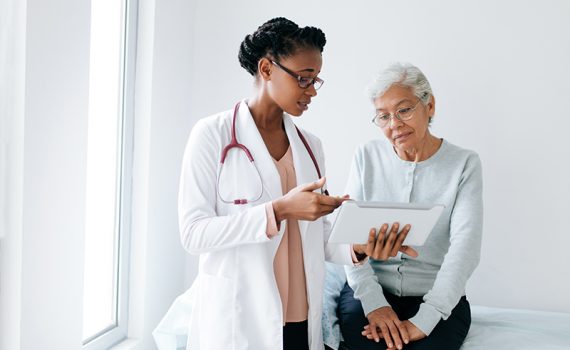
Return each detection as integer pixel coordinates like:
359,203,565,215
217,146,263,205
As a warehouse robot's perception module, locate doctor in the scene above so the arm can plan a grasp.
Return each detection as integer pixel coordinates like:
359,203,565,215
154,17,417,350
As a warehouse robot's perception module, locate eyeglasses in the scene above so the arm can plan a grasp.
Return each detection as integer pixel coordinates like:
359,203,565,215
371,99,422,127
271,60,324,90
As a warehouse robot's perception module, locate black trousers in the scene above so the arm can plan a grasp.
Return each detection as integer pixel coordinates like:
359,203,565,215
283,320,309,350
338,283,471,350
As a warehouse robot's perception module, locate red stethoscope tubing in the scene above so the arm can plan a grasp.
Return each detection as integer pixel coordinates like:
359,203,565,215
219,102,328,205
220,103,254,163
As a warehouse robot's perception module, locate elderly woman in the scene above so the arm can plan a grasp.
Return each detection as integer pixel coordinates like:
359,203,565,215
332,63,483,350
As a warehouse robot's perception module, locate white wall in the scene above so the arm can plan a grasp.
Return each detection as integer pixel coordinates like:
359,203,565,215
18,0,91,348
0,0,25,349
178,0,570,313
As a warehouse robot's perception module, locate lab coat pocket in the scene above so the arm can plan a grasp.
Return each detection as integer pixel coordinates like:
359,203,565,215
198,273,235,348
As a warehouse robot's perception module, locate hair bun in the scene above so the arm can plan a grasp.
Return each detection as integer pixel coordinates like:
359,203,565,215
238,17,326,76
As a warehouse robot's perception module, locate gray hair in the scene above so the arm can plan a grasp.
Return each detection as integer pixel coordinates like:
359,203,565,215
366,62,433,106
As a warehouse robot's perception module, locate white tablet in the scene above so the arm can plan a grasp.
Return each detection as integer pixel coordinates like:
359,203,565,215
328,201,445,246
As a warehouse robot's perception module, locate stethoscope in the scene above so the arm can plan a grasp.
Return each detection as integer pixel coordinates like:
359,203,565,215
217,102,328,205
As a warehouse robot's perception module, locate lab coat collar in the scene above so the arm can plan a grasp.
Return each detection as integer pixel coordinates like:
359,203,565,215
235,100,282,200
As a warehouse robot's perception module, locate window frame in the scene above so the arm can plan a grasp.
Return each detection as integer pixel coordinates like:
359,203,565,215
82,0,138,348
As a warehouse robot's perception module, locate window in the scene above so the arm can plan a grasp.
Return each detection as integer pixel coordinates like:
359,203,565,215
82,0,136,347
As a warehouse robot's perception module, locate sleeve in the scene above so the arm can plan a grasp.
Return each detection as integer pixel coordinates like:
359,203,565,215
345,263,390,316
409,154,484,335
178,119,275,255
265,202,280,237
350,245,368,265
343,148,390,315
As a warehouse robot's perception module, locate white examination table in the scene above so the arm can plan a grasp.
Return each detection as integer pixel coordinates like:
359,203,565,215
460,305,570,349
332,306,570,350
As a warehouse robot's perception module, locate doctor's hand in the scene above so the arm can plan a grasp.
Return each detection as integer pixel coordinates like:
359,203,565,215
272,177,348,222
353,223,418,261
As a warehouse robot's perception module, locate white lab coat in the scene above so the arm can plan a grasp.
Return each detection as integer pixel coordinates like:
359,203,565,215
153,100,354,350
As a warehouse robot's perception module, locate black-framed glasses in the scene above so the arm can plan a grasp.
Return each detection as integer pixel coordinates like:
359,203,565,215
371,99,422,127
271,60,324,90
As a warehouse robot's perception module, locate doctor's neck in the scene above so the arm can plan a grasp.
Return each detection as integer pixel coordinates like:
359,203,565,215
247,96,285,132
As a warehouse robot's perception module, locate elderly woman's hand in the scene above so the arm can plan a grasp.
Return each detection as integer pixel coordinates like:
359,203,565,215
362,306,408,349
362,318,427,348
353,223,418,261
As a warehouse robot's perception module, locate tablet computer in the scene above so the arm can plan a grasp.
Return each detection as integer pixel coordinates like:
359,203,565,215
328,201,445,246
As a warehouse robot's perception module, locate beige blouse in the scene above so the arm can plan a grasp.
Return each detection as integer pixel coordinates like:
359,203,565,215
264,147,361,324
265,146,308,323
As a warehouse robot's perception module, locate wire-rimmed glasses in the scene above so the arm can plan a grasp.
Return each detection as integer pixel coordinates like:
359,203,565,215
371,99,422,127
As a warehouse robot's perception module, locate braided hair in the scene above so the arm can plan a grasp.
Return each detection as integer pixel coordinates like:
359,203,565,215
238,17,326,76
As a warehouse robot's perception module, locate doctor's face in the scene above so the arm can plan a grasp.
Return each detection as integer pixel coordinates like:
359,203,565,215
268,48,322,117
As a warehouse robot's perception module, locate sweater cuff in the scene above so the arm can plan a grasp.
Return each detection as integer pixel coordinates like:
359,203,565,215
408,303,442,336
264,202,281,238
360,291,390,316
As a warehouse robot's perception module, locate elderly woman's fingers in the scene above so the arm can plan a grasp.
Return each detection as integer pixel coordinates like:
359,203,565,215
365,223,419,261
365,228,376,256
389,224,411,256
378,322,393,347
386,320,403,349
369,321,381,343
400,245,419,258
380,222,399,258
372,224,388,259
361,324,375,337
361,324,373,338
395,319,410,345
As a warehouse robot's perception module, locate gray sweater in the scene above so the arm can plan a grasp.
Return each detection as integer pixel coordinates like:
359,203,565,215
344,138,483,335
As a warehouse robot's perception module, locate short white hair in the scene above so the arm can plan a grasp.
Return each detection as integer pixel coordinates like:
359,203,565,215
366,62,433,106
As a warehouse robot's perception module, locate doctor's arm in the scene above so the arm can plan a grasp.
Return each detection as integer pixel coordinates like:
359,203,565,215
179,121,348,254
179,120,280,254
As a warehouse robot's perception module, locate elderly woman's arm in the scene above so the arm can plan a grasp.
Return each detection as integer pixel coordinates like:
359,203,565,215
409,153,483,336
343,150,413,347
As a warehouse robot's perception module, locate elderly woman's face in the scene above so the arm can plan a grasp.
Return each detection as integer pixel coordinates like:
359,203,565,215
373,84,434,152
